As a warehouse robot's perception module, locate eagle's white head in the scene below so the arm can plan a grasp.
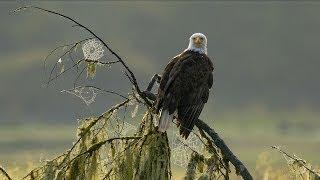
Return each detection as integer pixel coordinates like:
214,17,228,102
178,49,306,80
186,33,207,55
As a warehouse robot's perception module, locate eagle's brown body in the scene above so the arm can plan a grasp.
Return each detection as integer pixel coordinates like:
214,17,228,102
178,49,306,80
155,50,214,138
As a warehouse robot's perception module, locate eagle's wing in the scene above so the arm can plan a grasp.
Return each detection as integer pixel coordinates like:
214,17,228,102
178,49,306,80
156,51,214,138
155,52,192,113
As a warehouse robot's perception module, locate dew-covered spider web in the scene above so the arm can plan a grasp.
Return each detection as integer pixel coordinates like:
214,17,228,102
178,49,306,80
170,127,205,168
108,120,137,138
151,115,206,168
82,39,104,61
61,86,98,106
82,39,105,78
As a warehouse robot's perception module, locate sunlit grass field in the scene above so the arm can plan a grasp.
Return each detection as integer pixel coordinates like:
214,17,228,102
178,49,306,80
1,108,319,179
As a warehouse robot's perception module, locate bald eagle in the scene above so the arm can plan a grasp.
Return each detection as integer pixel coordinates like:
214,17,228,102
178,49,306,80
155,33,214,139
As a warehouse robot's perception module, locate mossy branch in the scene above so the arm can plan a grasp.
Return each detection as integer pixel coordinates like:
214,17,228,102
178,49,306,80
196,119,253,180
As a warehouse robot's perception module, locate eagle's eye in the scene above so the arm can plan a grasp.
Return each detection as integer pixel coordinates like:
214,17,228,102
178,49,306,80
192,37,196,40
200,37,204,40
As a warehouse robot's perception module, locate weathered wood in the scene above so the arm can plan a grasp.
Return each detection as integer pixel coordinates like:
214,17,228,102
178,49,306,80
196,119,253,180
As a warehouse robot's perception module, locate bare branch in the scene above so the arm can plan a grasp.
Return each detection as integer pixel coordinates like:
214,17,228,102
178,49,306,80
65,85,129,100
43,38,93,72
271,146,320,178
65,136,142,168
46,59,85,85
57,99,131,169
195,119,253,180
0,166,13,180
13,6,152,107
84,59,119,65
73,66,87,88
44,38,93,84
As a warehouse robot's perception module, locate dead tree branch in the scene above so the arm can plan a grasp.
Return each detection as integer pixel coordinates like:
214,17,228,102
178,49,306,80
271,146,320,179
12,6,152,107
0,166,12,180
195,119,253,180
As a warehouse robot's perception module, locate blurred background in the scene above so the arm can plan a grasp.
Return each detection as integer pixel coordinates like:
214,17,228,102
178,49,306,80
0,1,319,178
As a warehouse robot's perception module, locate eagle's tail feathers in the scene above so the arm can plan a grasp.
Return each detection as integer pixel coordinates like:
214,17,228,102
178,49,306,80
179,104,204,139
158,109,172,132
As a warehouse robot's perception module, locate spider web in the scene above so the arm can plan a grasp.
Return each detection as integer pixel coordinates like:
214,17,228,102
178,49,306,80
107,106,138,138
109,121,137,138
87,107,139,173
61,86,98,106
82,39,104,60
170,128,204,168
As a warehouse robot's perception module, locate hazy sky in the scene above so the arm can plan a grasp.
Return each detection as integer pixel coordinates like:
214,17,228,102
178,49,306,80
1,1,320,122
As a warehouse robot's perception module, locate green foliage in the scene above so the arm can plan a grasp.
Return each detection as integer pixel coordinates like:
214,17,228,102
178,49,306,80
15,97,236,180
184,153,204,180
86,62,97,78
131,112,171,180
1,103,319,180
182,131,230,180
20,100,172,180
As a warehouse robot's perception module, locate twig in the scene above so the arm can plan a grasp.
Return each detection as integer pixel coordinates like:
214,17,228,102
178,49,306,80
84,59,119,65
45,39,91,86
0,166,13,180
64,136,142,169
43,38,93,75
195,119,253,180
271,146,320,178
58,99,131,169
62,85,128,100
46,59,85,85
13,6,152,107
73,66,87,88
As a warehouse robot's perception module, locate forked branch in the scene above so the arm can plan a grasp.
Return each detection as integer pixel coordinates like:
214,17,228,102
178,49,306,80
12,6,152,107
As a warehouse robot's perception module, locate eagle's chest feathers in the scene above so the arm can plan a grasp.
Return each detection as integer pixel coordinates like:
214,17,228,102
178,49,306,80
184,55,209,80
173,55,210,94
